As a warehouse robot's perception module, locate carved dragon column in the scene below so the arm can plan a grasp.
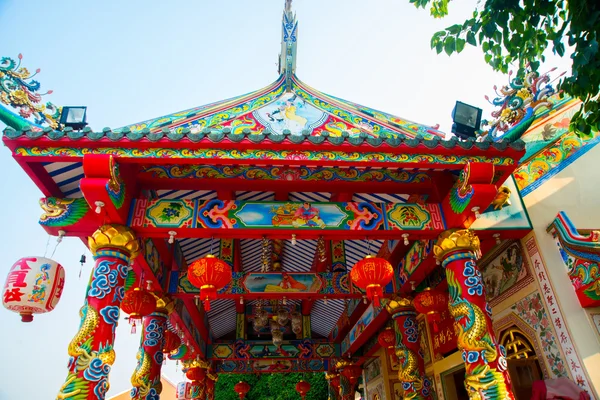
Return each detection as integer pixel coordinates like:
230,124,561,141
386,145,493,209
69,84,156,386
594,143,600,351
326,372,340,400
57,224,140,400
336,361,362,400
386,297,432,400
130,294,174,400
434,229,515,400
205,371,217,400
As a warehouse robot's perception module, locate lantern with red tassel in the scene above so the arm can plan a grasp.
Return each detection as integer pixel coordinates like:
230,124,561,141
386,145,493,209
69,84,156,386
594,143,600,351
296,380,311,399
163,329,181,354
234,381,251,400
350,255,393,307
121,282,156,333
377,327,396,354
188,254,232,311
413,287,447,332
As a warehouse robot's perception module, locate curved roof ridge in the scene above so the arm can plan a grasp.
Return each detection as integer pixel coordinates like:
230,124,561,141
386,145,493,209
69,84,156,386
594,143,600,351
116,76,286,133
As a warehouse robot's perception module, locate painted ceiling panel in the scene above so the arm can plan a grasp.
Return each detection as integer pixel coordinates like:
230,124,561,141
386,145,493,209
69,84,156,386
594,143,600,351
311,299,346,338
207,299,236,339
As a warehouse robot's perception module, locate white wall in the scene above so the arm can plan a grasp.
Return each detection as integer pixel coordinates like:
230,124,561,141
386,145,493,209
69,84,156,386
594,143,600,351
523,143,600,394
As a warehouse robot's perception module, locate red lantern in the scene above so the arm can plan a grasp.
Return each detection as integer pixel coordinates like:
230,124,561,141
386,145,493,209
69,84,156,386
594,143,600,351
163,330,182,354
413,288,448,332
377,327,396,354
234,381,251,400
121,286,156,333
188,254,232,311
186,366,206,382
350,255,393,307
296,380,311,399
340,365,363,386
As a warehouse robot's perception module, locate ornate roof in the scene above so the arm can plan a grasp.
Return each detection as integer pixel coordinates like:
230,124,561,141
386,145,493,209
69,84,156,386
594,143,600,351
0,3,451,142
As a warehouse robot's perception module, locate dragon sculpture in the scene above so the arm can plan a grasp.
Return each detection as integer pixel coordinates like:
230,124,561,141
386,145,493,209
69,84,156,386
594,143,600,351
447,270,512,399
396,347,423,394
57,304,115,399
0,54,61,129
39,197,90,227
447,271,497,363
482,67,560,143
130,347,152,398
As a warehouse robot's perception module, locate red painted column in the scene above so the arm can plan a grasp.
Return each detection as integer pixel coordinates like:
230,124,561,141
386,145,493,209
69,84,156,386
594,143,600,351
386,298,432,399
206,372,217,400
131,294,174,399
434,229,514,399
336,362,361,400
57,224,140,400
326,373,340,400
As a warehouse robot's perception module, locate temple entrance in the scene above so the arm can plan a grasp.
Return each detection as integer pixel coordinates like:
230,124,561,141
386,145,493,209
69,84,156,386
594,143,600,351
441,365,469,400
500,327,543,400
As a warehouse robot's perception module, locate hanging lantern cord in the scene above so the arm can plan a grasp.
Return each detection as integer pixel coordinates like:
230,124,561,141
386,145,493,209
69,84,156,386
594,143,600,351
210,236,214,255
366,237,371,256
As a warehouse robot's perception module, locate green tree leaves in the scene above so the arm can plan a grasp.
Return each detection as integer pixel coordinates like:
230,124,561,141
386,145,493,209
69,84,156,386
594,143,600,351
410,0,600,137
215,372,328,400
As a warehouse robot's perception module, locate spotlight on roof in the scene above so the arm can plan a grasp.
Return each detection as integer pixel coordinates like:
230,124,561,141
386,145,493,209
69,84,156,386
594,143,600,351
59,106,88,130
451,101,482,140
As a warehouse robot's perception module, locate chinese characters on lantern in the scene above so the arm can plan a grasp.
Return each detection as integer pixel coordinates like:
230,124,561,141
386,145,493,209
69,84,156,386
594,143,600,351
2,257,65,322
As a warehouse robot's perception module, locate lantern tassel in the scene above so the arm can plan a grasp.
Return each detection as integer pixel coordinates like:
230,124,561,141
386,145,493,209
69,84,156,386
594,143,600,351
204,300,211,312
131,319,137,334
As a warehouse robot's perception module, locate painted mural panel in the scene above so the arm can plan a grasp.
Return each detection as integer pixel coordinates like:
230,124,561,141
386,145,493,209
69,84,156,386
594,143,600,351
512,99,600,195
366,379,386,400
364,357,382,384
253,92,328,135
510,291,568,379
471,175,531,230
243,272,322,293
480,240,533,307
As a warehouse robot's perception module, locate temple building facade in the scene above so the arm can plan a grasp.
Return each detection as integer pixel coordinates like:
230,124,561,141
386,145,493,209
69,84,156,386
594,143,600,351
1,2,599,400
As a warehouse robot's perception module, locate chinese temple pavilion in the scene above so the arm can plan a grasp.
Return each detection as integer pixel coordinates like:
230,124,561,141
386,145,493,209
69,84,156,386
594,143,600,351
2,1,600,400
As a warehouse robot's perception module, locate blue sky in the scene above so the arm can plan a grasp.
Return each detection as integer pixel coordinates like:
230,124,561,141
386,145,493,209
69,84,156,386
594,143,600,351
0,0,572,399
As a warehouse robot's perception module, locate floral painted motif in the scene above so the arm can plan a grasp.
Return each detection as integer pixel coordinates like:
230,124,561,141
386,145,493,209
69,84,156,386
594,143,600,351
511,292,568,378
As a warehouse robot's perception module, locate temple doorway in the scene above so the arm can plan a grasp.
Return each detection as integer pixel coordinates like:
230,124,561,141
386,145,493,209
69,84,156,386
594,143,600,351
500,327,543,400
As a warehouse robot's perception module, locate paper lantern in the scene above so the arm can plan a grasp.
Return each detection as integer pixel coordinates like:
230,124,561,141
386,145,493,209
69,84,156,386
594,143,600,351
350,255,393,307
188,254,232,311
121,286,156,333
2,257,65,322
377,327,396,354
296,380,311,399
163,330,182,354
340,365,363,386
413,288,448,332
234,381,251,400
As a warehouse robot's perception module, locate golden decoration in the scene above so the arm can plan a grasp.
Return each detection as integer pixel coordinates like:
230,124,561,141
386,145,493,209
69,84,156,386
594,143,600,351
151,292,175,315
325,372,339,380
182,358,211,370
88,224,140,258
334,359,352,370
491,186,511,210
433,229,480,261
385,295,414,315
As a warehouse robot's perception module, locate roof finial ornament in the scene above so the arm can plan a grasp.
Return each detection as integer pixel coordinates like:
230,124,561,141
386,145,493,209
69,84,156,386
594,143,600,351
279,0,298,91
